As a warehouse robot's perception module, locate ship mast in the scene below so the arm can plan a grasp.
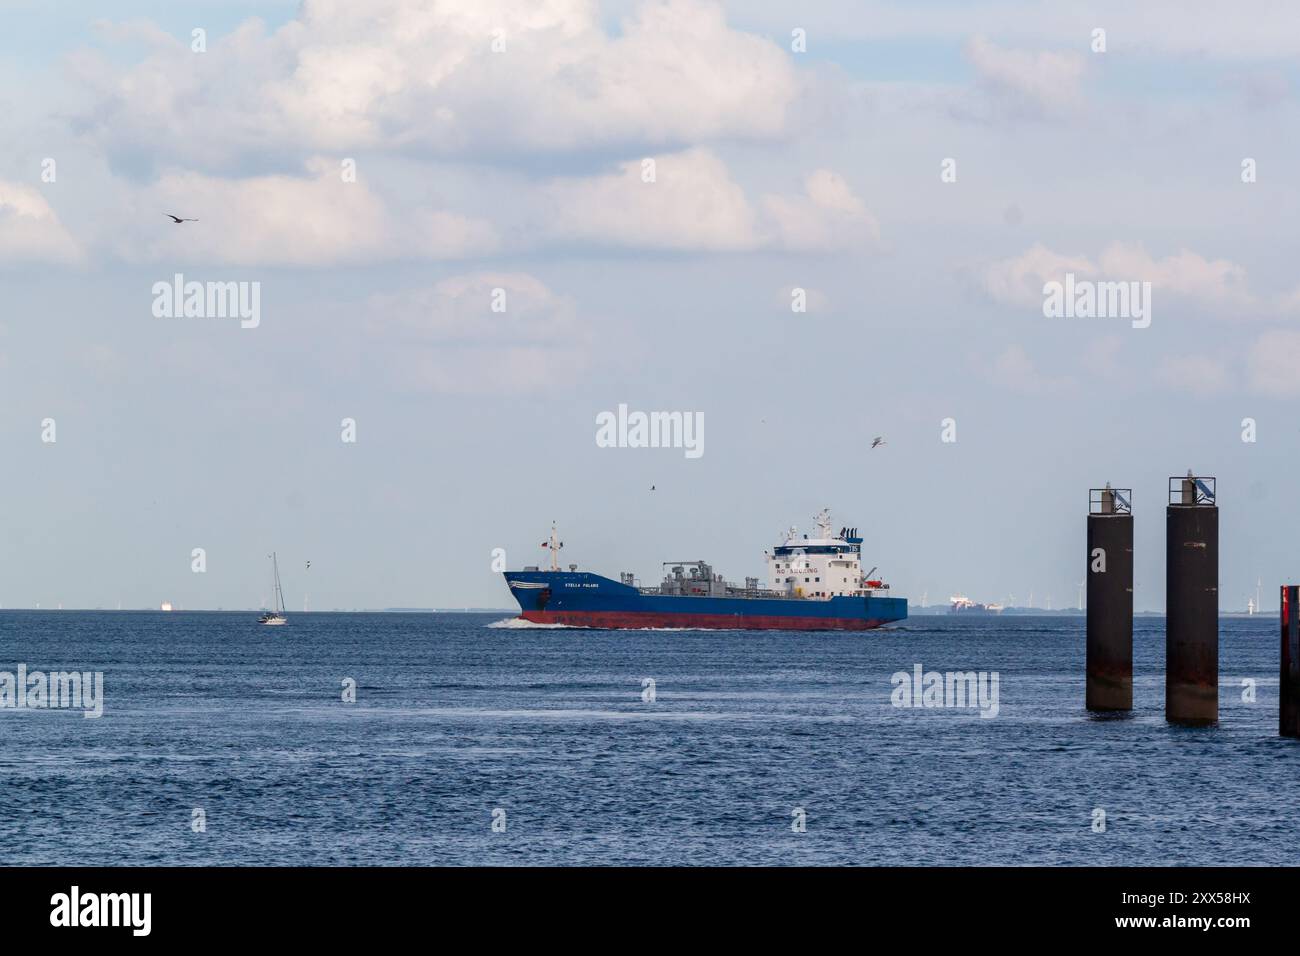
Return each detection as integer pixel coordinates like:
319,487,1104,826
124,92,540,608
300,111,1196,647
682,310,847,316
544,522,564,572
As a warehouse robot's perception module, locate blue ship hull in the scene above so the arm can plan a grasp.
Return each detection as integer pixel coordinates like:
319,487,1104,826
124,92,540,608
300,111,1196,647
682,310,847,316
504,570,907,631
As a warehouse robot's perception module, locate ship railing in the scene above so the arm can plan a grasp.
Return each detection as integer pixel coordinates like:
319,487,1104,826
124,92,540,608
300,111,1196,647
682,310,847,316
725,587,796,599
1167,474,1215,506
637,585,794,599
1089,486,1133,515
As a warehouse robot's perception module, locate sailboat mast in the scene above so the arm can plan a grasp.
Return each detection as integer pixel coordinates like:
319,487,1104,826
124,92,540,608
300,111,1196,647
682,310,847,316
271,551,285,614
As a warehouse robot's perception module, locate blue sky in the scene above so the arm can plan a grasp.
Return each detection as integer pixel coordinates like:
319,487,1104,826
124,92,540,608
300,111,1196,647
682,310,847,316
2,1,1300,611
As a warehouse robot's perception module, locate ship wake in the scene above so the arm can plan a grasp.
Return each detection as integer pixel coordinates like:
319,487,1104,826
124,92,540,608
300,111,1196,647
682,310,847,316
486,616,590,630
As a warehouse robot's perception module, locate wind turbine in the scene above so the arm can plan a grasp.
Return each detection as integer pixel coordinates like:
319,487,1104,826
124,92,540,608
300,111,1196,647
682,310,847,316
1077,579,1085,611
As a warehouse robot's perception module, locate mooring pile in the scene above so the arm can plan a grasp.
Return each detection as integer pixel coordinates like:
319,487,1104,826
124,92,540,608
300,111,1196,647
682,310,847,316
1085,473,1296,736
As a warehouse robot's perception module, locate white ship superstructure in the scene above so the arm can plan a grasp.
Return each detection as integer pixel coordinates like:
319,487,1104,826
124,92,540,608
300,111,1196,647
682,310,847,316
764,509,887,599
949,594,1004,614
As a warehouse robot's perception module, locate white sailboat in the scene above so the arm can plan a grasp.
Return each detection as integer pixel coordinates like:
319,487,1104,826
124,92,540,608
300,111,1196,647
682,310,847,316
258,552,288,626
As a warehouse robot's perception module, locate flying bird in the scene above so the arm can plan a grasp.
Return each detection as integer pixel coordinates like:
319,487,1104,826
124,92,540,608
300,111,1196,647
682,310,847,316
871,436,886,449
166,214,198,224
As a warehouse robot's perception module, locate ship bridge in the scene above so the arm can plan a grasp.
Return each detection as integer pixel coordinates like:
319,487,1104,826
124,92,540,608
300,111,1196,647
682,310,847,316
764,509,886,599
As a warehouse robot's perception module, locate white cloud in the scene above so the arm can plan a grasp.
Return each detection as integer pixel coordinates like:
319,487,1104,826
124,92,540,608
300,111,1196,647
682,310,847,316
546,148,760,251
545,149,878,252
0,181,83,264
1096,242,1249,306
363,272,590,393
963,35,1085,118
983,241,1275,315
728,2,1300,60
117,159,497,266
761,169,881,251
982,243,1095,306
71,0,798,170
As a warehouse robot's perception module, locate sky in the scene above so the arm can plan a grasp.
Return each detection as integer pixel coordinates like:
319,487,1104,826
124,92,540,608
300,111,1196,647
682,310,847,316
3,0,1300,611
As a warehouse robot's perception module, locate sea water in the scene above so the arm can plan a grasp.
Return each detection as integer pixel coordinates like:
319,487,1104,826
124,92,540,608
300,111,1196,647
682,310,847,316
0,611,1293,866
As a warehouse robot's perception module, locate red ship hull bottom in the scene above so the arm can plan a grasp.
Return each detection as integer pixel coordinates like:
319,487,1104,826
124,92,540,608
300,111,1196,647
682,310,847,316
520,610,892,631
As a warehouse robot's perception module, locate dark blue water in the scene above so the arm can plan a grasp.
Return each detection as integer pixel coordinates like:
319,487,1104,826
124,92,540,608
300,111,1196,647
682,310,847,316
0,611,1294,866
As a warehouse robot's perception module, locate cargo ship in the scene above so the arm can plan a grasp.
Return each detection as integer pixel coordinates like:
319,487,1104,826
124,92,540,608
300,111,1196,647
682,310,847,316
503,510,907,630
948,595,1004,615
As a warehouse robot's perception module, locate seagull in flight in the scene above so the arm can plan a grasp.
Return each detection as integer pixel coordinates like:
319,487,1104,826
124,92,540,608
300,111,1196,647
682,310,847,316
166,214,198,224
871,436,886,449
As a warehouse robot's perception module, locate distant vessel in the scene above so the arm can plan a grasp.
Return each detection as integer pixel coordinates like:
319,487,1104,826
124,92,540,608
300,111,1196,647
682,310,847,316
949,594,1004,615
504,510,907,631
258,552,288,626
160,601,173,612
